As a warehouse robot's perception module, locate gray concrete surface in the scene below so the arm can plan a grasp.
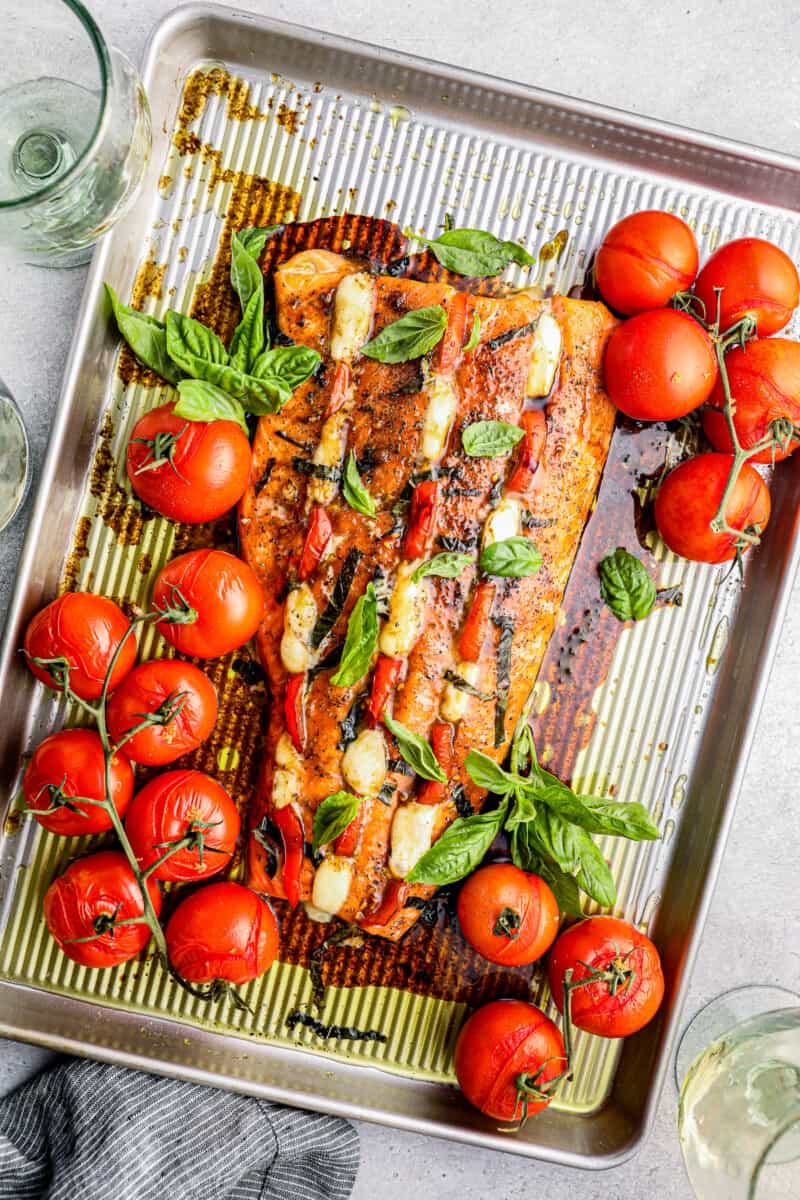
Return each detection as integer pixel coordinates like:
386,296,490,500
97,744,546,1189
1,2,799,1197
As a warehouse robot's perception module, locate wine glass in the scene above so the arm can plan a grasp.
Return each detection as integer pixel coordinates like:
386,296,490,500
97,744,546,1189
0,379,30,532
0,0,151,266
677,985,800,1199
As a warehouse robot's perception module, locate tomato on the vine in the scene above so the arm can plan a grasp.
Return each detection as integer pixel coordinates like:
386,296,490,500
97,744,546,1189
153,549,264,659
43,850,161,968
24,593,135,700
454,999,567,1123
165,882,279,984
106,658,218,765
595,210,698,315
703,337,800,462
547,915,664,1039
694,237,799,336
654,453,771,563
456,864,559,966
23,728,133,836
125,769,240,882
127,402,251,524
603,309,718,421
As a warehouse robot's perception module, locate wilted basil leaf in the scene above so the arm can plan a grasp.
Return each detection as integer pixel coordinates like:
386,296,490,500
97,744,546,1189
384,712,446,783
312,791,362,853
599,547,656,622
409,227,536,277
331,582,378,688
479,536,542,578
461,420,525,457
361,305,447,363
342,451,376,518
173,379,248,434
406,801,508,884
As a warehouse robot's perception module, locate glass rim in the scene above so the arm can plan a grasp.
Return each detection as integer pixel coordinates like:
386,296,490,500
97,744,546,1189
750,1110,800,1199
0,0,111,211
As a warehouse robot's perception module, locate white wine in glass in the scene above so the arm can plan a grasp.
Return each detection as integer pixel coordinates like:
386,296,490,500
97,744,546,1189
0,0,151,265
678,988,800,1199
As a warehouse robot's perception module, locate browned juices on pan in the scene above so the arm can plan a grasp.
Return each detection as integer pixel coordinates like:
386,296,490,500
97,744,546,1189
238,217,616,938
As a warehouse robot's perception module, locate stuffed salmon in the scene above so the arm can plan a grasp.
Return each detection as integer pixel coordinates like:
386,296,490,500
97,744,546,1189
238,218,616,939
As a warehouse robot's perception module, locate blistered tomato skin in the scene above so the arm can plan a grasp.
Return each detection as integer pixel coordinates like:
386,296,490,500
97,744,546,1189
165,882,279,984
654,453,771,564
603,308,718,421
595,210,699,315
44,850,162,968
24,593,135,700
456,864,560,966
124,770,240,882
703,338,800,463
153,549,265,659
693,237,800,337
106,659,218,765
24,729,133,836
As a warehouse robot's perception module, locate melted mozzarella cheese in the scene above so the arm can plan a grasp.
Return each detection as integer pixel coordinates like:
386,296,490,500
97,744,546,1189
330,271,375,361
389,802,439,879
272,733,303,810
302,901,335,924
311,856,353,916
440,660,481,723
482,497,522,547
342,729,387,795
309,410,348,505
280,584,318,673
379,562,427,658
422,373,459,461
527,312,562,398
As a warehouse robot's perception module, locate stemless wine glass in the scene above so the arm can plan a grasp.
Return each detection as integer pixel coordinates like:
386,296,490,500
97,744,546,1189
677,986,800,1199
0,0,151,266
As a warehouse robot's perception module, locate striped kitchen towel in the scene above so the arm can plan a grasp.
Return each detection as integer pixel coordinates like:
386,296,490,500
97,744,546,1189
0,1057,359,1199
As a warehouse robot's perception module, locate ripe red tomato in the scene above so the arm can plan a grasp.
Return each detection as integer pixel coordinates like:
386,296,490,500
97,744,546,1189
23,728,133,836
43,850,161,968
456,864,559,966
106,659,218,765
694,237,799,336
547,916,664,1039
127,402,251,524
165,882,279,985
153,549,265,659
454,999,566,1123
654,453,771,563
703,338,800,463
24,593,135,700
125,770,240,882
603,309,718,421
595,210,699,314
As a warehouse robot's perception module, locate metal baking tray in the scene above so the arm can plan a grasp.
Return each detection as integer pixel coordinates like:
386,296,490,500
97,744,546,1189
1,2,800,1167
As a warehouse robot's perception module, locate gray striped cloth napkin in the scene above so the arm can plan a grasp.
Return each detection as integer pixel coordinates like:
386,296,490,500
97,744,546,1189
0,1058,359,1199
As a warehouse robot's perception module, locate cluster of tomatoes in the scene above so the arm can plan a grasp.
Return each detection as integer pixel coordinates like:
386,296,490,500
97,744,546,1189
22,547,278,986
596,212,800,563
450,864,663,1122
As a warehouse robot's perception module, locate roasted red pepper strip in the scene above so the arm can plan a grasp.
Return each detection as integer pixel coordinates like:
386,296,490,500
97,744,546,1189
433,291,470,375
298,505,333,581
326,360,351,416
403,480,438,560
367,654,403,727
284,673,306,753
362,879,409,927
507,409,547,495
272,804,304,908
333,800,367,857
459,580,496,662
417,719,454,805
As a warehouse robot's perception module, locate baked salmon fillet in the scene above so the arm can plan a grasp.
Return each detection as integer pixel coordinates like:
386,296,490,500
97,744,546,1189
238,221,617,940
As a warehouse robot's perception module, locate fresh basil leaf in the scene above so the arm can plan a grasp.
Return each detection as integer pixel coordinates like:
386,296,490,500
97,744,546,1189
480,536,542,578
361,305,447,364
406,800,507,884
229,287,265,373
166,309,230,384
105,284,182,385
312,791,362,853
236,225,280,260
230,229,265,313
173,379,248,434
461,420,525,458
251,344,321,390
599,547,656,622
411,552,472,583
384,712,446,783
410,227,536,278
464,749,516,795
531,854,584,917
342,451,376,517
331,582,378,688
240,374,293,414
504,786,537,831
464,312,481,352
536,785,660,842
533,809,616,907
